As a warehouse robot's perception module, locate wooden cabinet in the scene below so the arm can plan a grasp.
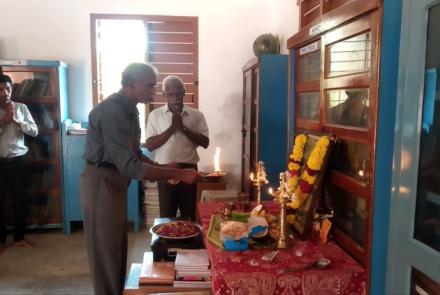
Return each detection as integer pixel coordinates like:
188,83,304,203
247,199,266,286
0,60,68,228
288,0,382,289
241,54,288,199
297,0,378,29
61,120,141,233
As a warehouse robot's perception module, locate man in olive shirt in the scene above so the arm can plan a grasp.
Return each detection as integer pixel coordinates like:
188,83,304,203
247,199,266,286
81,63,201,295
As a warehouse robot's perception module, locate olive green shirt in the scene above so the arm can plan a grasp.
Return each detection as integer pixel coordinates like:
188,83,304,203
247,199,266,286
83,90,149,180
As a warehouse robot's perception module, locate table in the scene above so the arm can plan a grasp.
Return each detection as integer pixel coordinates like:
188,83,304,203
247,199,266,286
198,201,367,295
123,263,212,295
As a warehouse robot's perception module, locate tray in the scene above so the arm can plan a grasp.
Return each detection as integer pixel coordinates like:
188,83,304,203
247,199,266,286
201,171,226,182
150,221,202,240
207,212,250,249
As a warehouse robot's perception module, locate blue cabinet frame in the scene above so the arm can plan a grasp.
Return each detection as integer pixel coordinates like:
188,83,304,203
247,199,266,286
61,120,140,234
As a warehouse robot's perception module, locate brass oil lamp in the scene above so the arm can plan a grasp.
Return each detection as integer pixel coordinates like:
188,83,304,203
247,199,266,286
250,161,269,205
269,172,294,249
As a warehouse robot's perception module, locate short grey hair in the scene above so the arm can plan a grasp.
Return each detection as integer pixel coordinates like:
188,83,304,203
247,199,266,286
121,63,157,86
162,75,185,92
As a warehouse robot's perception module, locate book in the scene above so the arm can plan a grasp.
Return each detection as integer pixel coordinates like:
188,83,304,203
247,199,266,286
140,252,175,285
173,280,212,288
175,249,210,270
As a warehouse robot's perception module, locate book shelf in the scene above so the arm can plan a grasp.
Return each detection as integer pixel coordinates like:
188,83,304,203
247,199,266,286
0,59,68,228
288,0,382,291
297,0,353,28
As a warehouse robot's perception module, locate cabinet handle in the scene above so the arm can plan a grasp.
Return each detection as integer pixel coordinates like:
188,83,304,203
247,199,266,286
241,128,247,137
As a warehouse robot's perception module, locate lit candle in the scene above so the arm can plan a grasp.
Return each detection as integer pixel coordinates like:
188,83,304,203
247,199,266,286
214,147,222,172
268,187,273,196
250,172,254,181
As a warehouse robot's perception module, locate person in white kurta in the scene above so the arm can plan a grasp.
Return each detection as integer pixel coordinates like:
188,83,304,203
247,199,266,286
145,75,209,221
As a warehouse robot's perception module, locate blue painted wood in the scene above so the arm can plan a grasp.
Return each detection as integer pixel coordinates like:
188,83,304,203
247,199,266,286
258,54,288,193
61,120,140,233
371,1,404,294
0,59,67,68
287,50,296,158
58,65,69,122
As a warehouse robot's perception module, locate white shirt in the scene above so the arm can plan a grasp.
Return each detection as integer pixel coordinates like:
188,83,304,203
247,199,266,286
0,102,38,158
145,105,209,164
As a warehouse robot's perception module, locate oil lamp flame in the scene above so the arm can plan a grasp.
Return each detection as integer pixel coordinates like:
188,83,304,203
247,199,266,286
214,147,222,172
268,187,273,196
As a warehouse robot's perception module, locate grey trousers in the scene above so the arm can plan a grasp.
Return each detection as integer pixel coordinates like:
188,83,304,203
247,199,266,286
80,164,130,295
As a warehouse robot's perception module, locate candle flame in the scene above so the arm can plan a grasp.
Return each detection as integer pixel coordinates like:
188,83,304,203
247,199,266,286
268,187,273,195
214,147,222,172
250,172,254,180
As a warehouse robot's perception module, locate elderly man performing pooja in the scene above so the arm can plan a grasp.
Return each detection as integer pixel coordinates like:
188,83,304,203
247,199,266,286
146,75,209,221
81,63,202,295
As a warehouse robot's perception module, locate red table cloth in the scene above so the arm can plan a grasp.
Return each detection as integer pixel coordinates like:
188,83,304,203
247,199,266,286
198,201,367,295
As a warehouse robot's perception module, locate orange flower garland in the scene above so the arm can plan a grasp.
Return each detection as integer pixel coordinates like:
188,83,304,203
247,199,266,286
286,134,307,193
290,136,330,209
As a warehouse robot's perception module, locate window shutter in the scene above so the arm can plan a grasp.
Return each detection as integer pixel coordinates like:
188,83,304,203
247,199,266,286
91,14,198,109
147,16,198,109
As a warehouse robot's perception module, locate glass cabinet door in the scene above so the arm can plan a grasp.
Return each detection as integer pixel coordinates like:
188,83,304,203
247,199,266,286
1,65,61,226
326,32,371,78
7,69,55,100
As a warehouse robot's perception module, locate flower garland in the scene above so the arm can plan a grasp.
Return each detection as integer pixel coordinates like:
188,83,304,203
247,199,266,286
289,136,330,209
286,134,307,193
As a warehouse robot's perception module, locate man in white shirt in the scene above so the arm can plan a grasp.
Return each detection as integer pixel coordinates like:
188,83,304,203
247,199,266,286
0,74,38,254
145,75,209,221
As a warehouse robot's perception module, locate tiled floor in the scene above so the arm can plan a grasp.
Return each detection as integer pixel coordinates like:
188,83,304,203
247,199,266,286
0,225,150,295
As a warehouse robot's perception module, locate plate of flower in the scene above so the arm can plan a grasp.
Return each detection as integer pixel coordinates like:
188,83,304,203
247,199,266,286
150,221,202,240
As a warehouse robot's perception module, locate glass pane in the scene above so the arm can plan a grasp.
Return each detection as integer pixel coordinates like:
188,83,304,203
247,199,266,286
328,184,367,245
26,135,54,160
327,32,371,77
414,4,440,252
298,92,320,121
28,104,55,130
7,71,53,100
25,165,57,190
331,139,369,181
410,268,440,295
27,194,57,220
326,88,369,128
299,42,321,81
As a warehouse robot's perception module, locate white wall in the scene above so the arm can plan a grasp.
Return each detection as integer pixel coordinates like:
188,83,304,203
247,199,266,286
0,0,298,190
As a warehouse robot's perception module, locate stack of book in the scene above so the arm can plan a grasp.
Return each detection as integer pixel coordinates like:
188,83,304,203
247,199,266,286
174,249,212,288
142,181,160,228
140,252,174,285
